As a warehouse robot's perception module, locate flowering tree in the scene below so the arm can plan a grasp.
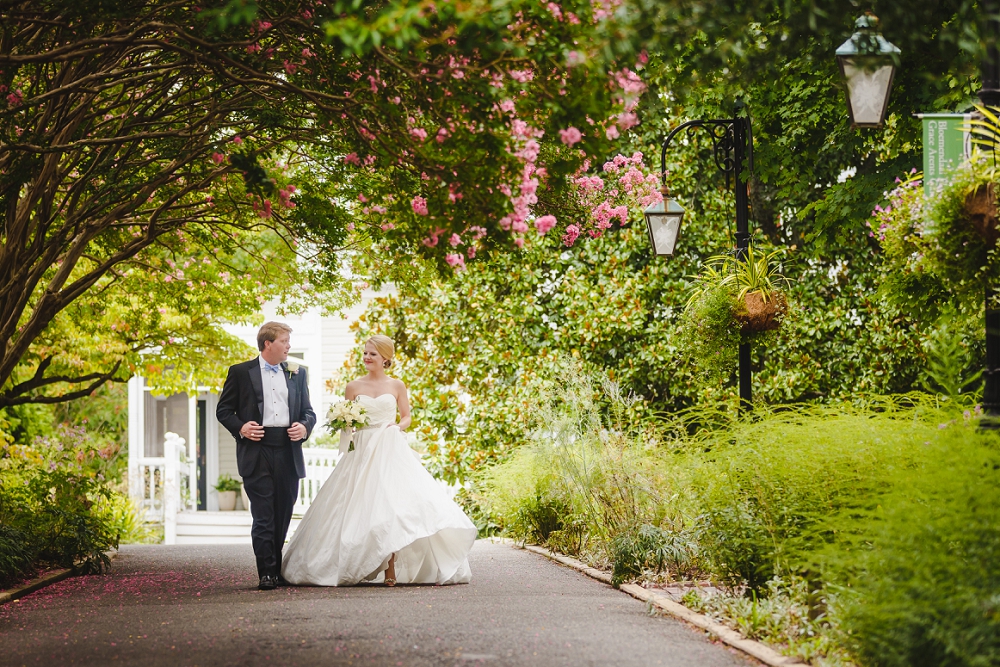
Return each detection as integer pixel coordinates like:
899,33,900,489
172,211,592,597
0,0,643,405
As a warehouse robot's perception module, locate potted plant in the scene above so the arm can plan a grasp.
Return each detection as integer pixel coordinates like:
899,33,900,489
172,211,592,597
214,473,242,511
680,245,790,382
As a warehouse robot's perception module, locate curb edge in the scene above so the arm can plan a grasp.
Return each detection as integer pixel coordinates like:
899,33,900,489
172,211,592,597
0,549,119,606
521,544,809,667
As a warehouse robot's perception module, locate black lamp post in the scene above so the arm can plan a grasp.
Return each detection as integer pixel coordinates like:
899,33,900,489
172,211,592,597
644,102,754,412
979,0,1000,428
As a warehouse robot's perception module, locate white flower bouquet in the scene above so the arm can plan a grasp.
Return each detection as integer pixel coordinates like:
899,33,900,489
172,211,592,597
326,399,369,432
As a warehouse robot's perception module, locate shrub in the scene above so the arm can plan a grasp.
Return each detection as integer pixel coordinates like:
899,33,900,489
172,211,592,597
836,426,1000,667
0,425,133,586
610,523,698,586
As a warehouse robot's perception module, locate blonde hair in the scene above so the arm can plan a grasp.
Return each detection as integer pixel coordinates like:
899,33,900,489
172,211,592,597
257,321,292,351
366,335,395,369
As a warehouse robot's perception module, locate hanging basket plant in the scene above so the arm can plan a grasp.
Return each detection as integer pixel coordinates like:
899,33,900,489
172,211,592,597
679,245,791,383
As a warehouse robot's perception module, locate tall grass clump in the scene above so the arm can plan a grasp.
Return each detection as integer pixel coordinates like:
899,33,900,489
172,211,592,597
478,364,700,580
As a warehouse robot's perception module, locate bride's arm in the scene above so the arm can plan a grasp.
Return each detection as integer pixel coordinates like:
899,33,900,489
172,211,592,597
396,382,412,431
344,380,357,401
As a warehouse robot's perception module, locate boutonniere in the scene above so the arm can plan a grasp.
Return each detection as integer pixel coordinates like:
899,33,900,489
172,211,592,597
284,360,300,378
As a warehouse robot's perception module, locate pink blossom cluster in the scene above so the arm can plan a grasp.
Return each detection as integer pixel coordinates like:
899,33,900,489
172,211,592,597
411,196,429,216
562,152,660,247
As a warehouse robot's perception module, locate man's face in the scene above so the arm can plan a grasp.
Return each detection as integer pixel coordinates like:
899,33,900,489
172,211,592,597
263,332,291,363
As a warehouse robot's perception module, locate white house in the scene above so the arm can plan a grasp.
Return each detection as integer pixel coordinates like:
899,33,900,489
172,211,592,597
126,286,394,543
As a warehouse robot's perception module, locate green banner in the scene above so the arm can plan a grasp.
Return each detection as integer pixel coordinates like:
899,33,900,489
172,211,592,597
920,114,971,197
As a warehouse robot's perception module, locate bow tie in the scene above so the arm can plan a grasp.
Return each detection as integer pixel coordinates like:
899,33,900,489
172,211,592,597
263,362,282,373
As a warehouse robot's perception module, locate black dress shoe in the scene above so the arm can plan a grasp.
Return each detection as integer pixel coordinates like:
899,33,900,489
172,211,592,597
258,575,278,590
277,575,291,587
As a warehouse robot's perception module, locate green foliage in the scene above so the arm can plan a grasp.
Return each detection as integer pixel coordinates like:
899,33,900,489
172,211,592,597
610,523,697,587
678,283,741,385
0,425,139,586
682,577,849,665
213,473,242,493
836,424,1000,667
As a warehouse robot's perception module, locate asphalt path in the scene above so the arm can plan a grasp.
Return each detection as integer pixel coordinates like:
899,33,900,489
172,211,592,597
0,541,751,667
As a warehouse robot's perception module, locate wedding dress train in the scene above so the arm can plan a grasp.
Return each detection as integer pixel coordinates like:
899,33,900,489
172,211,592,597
281,393,476,586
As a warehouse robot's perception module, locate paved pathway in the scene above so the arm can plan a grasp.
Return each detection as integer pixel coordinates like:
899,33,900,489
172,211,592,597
0,541,750,667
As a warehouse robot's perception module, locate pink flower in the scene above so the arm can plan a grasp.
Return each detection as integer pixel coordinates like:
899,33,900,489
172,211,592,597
617,112,639,130
606,125,620,140
534,215,557,234
547,2,562,18
283,60,297,75
344,152,361,165
232,135,243,145
381,223,395,231
566,51,585,67
302,48,314,58
452,70,465,79
499,100,516,113
422,235,439,247
258,199,273,218
411,196,429,216
410,127,428,141
562,224,581,247
211,152,225,164
514,238,525,248
436,128,449,143
445,253,466,269
559,127,583,146
449,233,462,246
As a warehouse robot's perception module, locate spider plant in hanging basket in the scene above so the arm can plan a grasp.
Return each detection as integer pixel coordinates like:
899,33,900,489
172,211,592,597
687,245,791,335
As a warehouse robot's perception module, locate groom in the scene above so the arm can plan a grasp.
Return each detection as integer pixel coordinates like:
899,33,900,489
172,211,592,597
216,322,315,590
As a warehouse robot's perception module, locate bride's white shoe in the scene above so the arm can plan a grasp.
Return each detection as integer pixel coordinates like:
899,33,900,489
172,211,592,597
281,393,476,586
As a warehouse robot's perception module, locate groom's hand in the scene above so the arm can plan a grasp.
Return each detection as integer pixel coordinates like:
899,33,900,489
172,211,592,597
287,422,306,441
240,421,264,441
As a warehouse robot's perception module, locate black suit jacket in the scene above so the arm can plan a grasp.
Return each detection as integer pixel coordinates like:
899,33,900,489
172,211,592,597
216,357,316,479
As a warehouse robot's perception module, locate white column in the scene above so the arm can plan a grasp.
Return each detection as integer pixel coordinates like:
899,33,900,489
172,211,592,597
206,394,220,511
127,376,144,501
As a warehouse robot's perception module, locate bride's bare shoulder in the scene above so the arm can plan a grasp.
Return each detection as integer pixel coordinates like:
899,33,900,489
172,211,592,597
344,379,363,399
390,378,408,396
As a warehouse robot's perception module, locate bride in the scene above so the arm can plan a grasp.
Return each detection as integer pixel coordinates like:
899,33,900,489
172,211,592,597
281,335,477,586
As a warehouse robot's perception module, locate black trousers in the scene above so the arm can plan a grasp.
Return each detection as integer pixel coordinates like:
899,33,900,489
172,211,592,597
241,429,299,579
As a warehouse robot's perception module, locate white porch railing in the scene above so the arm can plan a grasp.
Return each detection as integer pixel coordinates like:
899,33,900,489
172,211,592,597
162,432,196,544
135,442,340,544
294,448,339,516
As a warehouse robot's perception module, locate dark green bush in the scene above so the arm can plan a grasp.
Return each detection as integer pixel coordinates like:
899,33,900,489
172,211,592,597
695,503,775,592
611,523,698,587
0,425,136,585
0,523,34,588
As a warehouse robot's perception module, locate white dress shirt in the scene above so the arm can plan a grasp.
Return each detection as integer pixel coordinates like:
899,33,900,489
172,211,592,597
258,356,290,427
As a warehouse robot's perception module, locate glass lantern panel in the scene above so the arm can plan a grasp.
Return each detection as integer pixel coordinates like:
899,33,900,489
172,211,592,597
842,58,894,126
649,214,681,256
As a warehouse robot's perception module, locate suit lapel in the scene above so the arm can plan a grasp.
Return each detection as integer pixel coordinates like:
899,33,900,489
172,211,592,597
282,362,299,420
249,357,264,417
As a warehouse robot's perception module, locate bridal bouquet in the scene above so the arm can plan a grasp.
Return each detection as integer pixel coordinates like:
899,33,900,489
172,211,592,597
326,399,369,432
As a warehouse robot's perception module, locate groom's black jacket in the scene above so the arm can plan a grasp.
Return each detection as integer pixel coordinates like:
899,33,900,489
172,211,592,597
216,357,316,479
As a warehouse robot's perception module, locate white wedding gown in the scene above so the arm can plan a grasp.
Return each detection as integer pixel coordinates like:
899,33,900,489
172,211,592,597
281,393,477,586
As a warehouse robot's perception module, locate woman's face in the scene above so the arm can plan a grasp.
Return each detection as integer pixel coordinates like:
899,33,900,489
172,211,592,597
362,342,385,371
